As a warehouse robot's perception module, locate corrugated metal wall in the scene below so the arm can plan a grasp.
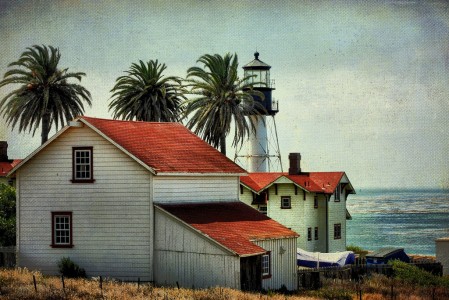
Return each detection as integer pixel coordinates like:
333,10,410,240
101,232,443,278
254,237,297,291
154,208,240,289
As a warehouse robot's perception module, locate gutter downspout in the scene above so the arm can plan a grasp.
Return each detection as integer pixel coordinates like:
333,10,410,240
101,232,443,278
325,194,329,253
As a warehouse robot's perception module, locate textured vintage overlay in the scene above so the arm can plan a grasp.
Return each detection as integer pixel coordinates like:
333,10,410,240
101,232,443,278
1,0,448,189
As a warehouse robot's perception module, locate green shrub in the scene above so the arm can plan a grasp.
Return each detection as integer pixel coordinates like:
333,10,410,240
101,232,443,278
346,245,368,256
0,183,16,246
391,260,439,287
57,257,86,278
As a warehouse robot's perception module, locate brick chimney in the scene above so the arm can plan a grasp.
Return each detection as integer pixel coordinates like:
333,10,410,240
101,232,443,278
288,152,301,175
0,141,8,161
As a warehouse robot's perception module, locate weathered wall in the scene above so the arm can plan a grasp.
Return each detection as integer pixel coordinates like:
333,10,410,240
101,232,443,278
153,176,239,203
16,125,153,280
154,208,240,289
254,237,297,291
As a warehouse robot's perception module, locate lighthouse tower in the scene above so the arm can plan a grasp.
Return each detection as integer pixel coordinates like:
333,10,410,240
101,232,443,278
235,52,282,172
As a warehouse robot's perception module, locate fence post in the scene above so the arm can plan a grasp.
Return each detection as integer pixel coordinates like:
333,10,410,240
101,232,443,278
61,275,65,293
33,274,37,293
99,275,103,298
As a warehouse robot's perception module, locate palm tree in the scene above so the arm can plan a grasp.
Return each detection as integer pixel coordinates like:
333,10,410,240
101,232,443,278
0,45,92,145
184,53,264,155
109,60,185,122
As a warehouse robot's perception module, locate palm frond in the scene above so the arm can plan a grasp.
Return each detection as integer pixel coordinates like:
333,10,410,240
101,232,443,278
0,45,92,144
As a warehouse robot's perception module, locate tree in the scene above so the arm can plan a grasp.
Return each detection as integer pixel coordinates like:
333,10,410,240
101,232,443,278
0,45,92,144
0,183,16,246
109,60,185,122
184,53,264,155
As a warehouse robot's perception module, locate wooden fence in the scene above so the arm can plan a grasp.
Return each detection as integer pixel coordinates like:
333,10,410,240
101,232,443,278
0,246,16,268
297,262,443,290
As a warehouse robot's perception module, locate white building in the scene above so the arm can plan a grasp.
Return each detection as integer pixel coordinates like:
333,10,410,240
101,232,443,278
9,116,298,291
240,153,355,253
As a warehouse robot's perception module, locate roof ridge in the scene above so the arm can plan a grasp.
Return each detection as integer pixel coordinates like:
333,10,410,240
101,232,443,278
80,116,184,125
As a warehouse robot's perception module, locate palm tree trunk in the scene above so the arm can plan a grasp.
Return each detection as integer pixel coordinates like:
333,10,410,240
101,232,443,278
41,111,51,145
220,133,226,156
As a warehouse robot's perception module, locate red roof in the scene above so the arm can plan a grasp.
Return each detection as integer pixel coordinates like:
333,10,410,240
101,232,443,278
0,160,21,177
240,172,346,194
80,117,245,174
157,202,298,256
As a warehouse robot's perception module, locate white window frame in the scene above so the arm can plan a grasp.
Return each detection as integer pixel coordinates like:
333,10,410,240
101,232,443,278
262,253,271,278
52,212,73,248
281,196,291,209
72,147,94,183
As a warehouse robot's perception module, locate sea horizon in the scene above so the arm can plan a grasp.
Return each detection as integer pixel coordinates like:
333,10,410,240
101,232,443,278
346,188,449,256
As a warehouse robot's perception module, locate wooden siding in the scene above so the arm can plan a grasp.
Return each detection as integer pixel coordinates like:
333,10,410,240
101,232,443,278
16,126,153,280
153,176,239,203
154,208,240,289
240,182,351,253
328,186,348,252
254,238,297,291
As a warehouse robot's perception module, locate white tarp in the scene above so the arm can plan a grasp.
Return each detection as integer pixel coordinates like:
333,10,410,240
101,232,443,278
297,248,355,267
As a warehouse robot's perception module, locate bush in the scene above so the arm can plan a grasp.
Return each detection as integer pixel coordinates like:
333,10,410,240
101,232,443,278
57,257,86,278
0,183,16,246
346,244,368,257
391,260,439,287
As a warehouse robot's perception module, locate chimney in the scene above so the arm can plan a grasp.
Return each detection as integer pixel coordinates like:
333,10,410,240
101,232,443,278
288,152,301,175
0,141,8,161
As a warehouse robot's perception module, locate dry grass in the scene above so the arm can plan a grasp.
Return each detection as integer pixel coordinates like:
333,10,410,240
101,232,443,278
2,268,449,300
0,268,317,300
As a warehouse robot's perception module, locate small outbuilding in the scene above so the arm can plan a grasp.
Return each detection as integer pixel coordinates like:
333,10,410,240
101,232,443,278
436,237,449,276
366,248,410,265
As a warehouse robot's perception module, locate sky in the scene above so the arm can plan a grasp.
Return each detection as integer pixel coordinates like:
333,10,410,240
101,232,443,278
1,0,449,189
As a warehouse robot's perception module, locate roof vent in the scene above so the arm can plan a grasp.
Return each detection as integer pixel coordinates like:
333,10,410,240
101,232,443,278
69,121,83,127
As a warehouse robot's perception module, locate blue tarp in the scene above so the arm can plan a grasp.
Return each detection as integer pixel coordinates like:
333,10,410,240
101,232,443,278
297,248,355,268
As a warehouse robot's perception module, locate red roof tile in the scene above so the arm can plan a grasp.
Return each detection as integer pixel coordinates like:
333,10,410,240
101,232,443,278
0,160,21,177
241,172,346,194
80,117,245,174
157,202,298,256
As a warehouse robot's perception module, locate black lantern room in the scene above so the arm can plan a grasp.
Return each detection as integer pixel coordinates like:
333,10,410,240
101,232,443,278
243,52,278,115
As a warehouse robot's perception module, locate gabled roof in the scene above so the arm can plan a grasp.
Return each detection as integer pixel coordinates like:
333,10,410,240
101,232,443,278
9,117,246,176
156,202,298,257
241,172,355,194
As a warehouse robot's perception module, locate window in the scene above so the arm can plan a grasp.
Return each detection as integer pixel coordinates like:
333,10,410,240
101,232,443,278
262,252,271,278
72,147,94,183
281,196,291,209
314,196,318,209
51,212,73,248
334,184,341,202
314,227,319,240
334,223,342,240
307,227,312,241
258,205,267,215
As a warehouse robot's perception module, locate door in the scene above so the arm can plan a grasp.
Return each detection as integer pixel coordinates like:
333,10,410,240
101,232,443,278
240,255,262,291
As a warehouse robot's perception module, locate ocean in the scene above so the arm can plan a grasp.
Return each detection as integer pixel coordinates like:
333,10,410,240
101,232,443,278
346,189,449,256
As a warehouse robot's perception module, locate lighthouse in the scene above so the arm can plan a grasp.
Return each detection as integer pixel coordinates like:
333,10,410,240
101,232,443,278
235,52,282,172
